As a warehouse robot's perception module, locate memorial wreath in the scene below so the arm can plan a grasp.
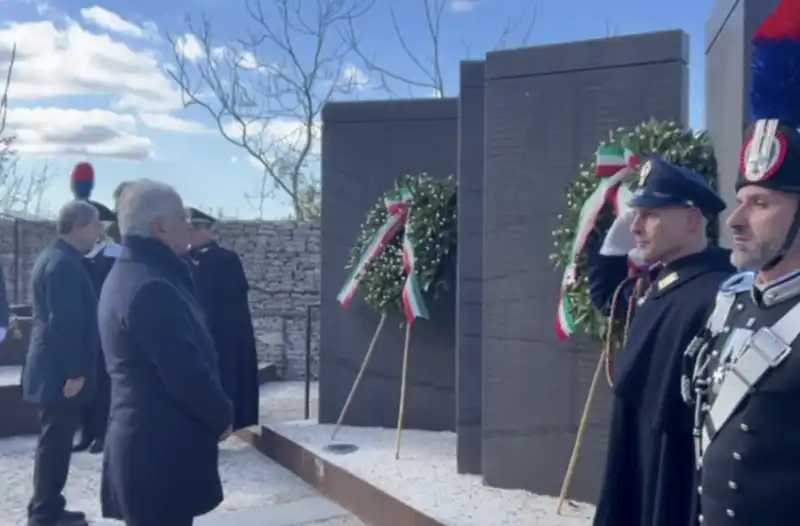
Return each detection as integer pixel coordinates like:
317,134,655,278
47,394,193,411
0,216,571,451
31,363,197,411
550,119,717,342
333,172,457,457
339,172,458,317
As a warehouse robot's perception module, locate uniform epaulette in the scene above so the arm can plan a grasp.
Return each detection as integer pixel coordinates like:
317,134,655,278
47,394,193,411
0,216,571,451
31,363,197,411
719,270,756,294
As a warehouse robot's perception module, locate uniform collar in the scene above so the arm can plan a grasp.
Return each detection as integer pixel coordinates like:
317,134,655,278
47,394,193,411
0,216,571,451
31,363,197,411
650,246,732,298
753,268,800,306
189,240,217,256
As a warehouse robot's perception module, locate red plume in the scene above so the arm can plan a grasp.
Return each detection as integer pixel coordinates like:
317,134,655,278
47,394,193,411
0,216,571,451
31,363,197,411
754,0,800,40
70,162,95,199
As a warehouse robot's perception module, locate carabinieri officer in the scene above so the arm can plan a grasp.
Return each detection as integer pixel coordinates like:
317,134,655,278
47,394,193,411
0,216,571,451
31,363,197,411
683,1,800,523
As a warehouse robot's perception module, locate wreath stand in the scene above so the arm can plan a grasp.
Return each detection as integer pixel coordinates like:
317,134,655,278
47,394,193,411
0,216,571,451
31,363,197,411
330,315,414,459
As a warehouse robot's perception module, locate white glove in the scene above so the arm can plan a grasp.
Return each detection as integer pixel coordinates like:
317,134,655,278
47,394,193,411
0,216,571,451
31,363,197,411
600,208,637,256
0,327,8,344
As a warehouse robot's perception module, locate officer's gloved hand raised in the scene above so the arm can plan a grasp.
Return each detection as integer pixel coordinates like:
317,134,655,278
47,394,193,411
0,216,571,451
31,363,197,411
601,208,637,256
601,208,647,268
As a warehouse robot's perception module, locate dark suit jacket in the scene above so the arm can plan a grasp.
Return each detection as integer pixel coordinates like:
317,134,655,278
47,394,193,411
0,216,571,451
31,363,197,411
22,238,98,405
98,235,232,523
0,263,9,329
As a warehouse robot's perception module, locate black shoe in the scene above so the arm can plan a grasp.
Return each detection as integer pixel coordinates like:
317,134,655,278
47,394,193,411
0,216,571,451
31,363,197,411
88,439,104,454
27,518,87,526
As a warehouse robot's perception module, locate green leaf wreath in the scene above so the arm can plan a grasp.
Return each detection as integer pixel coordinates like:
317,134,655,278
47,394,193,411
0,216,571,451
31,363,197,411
346,173,458,316
550,119,718,342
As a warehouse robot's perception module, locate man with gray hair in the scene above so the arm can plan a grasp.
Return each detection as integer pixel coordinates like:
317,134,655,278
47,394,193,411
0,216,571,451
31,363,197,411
23,199,104,526
97,179,233,526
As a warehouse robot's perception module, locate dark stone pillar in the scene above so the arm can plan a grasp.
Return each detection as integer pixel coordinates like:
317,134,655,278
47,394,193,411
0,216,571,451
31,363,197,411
705,0,780,246
456,60,485,474
482,30,689,502
319,99,458,432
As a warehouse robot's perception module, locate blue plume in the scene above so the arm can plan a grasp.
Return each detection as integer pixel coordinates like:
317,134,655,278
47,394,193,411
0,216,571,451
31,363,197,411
72,179,93,200
750,38,800,125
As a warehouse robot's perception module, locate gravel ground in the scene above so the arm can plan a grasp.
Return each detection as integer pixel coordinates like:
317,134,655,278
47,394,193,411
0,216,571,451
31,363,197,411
271,420,595,526
0,382,356,526
260,380,319,424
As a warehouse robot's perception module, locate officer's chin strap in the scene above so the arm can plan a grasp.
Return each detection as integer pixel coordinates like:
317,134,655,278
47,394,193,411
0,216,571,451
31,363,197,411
762,199,800,272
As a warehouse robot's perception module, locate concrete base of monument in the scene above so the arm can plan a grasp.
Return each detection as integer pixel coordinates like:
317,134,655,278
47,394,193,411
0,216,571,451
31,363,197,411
243,420,595,526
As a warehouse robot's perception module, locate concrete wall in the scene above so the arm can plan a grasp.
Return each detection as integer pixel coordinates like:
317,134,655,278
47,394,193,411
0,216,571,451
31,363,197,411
0,217,320,380
705,0,780,245
481,30,690,502
319,99,458,431
456,60,485,474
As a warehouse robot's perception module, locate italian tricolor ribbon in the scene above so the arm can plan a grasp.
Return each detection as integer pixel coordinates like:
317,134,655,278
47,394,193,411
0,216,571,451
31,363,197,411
337,189,429,324
555,145,639,340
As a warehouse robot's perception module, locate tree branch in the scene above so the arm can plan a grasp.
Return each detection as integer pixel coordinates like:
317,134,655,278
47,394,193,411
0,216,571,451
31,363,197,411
167,0,374,219
345,0,538,98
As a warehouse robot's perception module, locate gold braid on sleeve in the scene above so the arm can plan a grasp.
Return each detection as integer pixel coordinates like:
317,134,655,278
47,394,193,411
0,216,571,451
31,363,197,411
604,277,645,387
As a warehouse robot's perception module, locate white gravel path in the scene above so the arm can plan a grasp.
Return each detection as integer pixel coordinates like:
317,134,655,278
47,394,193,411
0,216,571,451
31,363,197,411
0,433,341,526
270,420,596,526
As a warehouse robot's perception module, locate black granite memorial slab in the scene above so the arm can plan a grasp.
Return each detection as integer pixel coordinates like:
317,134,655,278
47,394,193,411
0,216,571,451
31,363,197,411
456,60,485,475
319,99,458,431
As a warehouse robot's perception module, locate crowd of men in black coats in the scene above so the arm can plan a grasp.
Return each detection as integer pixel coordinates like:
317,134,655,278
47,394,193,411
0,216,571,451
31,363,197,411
20,170,260,526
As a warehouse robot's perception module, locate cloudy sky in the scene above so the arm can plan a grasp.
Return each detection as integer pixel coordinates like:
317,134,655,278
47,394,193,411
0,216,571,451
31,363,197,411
0,0,714,218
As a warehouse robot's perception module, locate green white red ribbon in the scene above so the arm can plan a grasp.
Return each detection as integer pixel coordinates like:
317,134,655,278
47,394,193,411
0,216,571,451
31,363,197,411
555,145,639,340
337,189,429,324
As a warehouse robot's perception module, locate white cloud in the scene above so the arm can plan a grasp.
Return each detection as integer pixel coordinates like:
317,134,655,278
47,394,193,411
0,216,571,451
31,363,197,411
79,6,155,40
0,8,209,156
0,20,180,111
6,107,152,159
223,117,321,162
450,0,477,12
173,34,205,62
175,37,279,76
138,113,208,133
340,63,369,89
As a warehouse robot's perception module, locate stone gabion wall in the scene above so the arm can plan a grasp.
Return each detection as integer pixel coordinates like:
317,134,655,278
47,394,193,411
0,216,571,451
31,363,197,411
0,216,321,380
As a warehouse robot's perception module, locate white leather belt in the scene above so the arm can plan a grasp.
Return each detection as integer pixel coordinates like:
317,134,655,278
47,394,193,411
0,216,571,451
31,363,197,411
701,302,800,453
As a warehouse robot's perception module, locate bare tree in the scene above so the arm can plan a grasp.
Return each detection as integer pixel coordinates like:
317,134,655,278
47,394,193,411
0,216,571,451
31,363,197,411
168,0,374,220
344,0,538,98
0,45,55,216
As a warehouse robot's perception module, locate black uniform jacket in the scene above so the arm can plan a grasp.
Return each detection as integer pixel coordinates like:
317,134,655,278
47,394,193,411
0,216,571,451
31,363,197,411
699,269,800,525
588,239,734,526
189,241,260,430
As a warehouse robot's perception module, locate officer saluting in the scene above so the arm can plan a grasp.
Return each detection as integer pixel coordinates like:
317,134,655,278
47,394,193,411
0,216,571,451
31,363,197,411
589,157,734,526
685,1,800,524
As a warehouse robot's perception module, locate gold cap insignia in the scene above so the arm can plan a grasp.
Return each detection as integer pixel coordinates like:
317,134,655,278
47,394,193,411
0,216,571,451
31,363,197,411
638,160,652,187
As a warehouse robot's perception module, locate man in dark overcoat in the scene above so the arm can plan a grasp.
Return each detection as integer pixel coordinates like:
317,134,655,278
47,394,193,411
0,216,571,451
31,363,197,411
23,199,104,526
587,157,734,526
187,207,259,430
98,179,233,526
